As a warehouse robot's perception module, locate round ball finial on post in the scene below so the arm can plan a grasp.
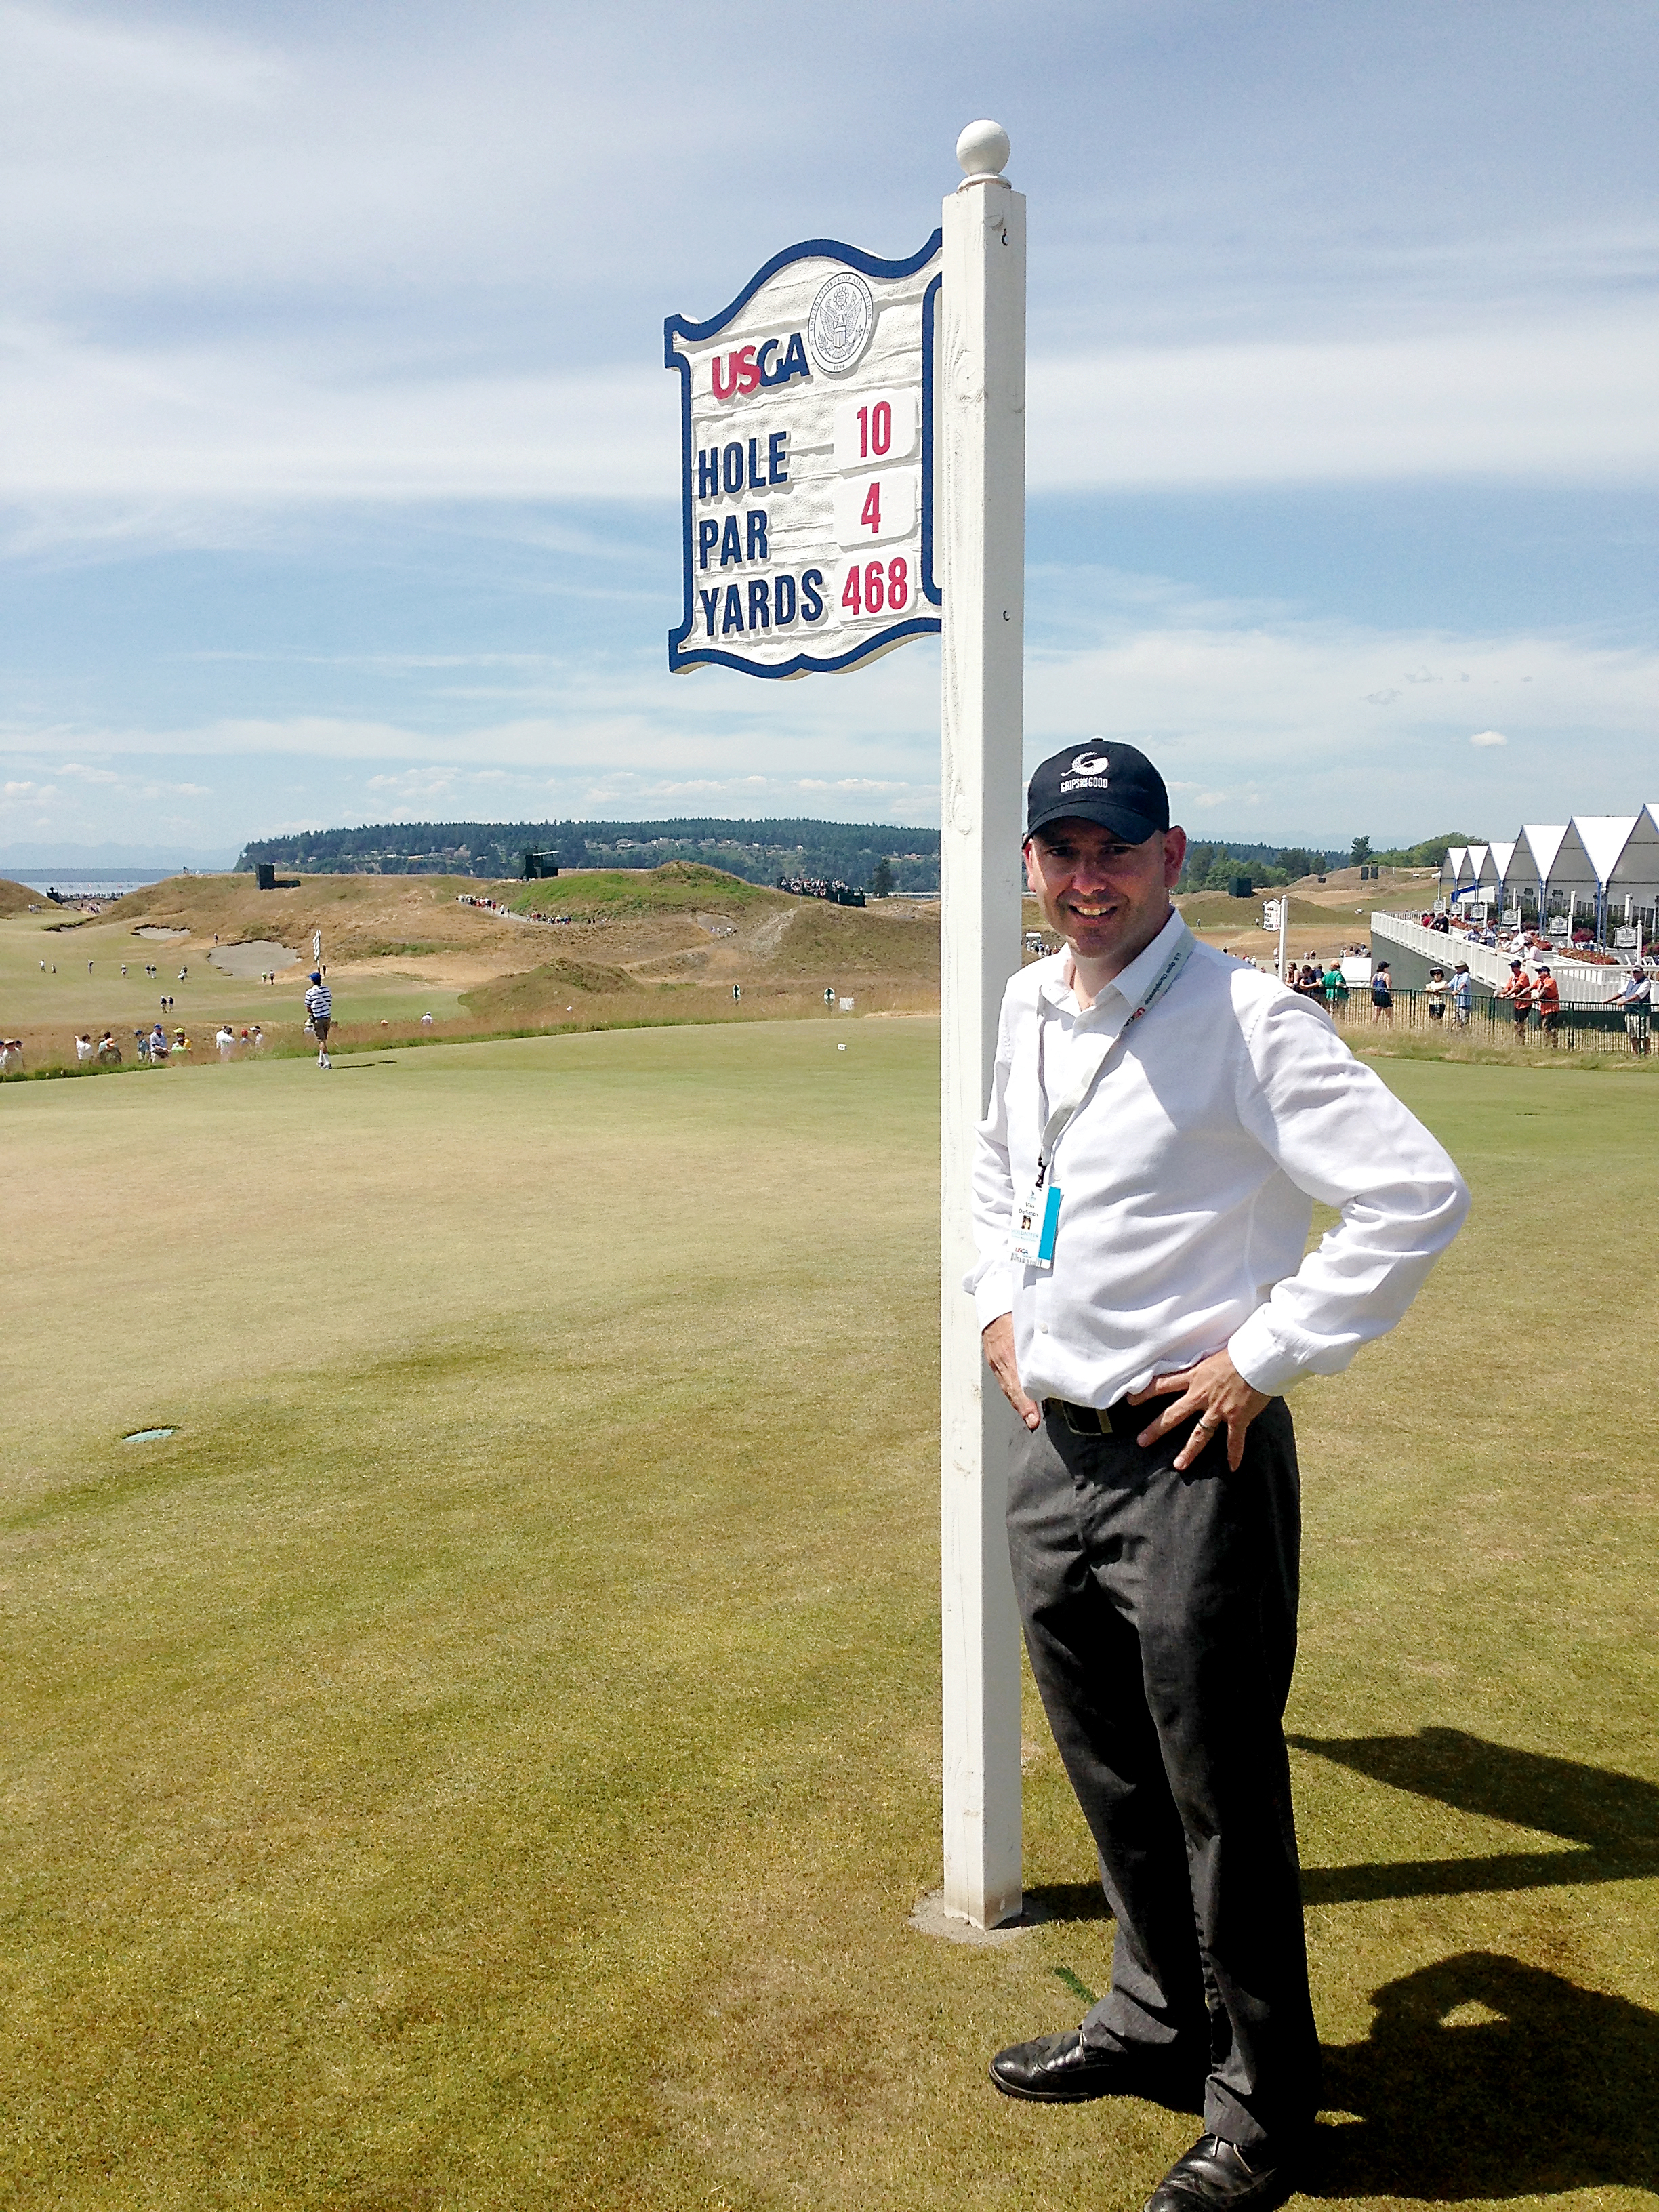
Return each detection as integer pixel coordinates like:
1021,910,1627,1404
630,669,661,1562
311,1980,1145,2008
956,119,1010,188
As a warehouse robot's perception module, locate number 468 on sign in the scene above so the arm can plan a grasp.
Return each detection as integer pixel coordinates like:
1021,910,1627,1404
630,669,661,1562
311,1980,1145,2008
840,554,912,619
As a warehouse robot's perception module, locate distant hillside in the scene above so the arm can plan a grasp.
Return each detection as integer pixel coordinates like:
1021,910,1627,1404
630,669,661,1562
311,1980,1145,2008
0,877,47,918
237,818,943,894
234,818,1477,900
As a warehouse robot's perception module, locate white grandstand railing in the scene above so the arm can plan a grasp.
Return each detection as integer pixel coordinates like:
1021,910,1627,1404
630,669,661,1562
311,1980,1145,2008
1370,912,1627,1003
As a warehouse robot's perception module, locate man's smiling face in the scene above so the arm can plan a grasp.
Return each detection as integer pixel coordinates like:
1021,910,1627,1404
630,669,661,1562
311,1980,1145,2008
1024,817,1188,976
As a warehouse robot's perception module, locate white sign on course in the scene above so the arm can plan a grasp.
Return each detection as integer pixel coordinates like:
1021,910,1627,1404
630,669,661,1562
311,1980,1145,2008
665,235,942,676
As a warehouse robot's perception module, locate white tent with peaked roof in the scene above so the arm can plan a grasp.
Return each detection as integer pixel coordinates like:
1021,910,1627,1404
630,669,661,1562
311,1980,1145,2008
1455,844,1490,902
1607,805,1659,914
1573,815,1639,890
1545,822,1599,894
1504,824,1568,911
1480,840,1517,899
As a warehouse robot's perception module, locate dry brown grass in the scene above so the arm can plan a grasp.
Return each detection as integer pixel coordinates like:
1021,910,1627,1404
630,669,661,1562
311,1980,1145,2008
0,875,50,918
2,1028,1656,2208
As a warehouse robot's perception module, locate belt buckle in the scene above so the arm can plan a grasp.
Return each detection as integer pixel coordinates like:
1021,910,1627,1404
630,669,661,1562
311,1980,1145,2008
1052,1398,1111,1436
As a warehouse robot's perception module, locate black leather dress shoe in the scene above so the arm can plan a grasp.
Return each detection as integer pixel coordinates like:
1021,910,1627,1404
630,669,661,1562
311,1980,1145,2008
989,2028,1198,2105
1143,2133,1298,2212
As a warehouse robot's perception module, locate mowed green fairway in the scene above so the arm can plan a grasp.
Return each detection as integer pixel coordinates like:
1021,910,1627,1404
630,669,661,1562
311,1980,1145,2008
3,1025,1655,2211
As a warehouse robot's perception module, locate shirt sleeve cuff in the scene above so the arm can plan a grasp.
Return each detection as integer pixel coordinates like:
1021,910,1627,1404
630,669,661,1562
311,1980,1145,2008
1227,1309,1310,1397
972,1269,1017,1330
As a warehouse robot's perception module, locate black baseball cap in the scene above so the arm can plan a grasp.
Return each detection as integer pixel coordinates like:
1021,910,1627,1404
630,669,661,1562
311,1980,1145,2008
1025,741,1169,845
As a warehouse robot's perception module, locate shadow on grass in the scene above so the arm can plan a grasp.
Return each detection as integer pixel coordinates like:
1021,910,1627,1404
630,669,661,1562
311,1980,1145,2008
1310,1951,1658,2198
1292,1729,1659,1903
1023,1881,1115,1923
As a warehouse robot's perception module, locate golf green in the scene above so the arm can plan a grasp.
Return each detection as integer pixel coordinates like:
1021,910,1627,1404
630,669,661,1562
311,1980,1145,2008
3,1024,1654,2209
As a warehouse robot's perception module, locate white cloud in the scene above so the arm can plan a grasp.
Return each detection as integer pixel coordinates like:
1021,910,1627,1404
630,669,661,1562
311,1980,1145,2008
1469,730,1509,747
1,3,1654,513
7,305,1659,507
7,594,1656,848
0,320,676,501
1027,310,1659,489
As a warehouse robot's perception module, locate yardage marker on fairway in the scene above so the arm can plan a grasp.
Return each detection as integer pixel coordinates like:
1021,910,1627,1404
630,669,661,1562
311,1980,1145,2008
665,123,1027,1930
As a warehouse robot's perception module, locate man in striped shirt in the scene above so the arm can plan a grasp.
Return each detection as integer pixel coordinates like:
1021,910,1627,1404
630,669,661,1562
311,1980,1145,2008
304,972,333,1068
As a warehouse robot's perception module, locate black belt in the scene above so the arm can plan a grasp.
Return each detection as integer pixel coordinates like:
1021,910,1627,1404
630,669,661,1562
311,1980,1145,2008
1044,1396,1143,1439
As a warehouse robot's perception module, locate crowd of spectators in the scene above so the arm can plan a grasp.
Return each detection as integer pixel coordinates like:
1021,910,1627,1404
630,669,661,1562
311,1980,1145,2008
1421,907,1627,966
456,892,586,927
775,876,866,907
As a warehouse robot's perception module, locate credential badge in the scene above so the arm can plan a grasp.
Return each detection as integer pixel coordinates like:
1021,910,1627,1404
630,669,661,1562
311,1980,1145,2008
806,272,876,374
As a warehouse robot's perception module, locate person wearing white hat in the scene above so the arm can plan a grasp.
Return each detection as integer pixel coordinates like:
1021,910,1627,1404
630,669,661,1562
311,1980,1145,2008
1614,964,1650,1054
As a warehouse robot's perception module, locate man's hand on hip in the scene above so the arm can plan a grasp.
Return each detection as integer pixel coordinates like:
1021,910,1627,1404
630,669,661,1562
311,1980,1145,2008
981,1314,1042,1431
1128,1349,1271,1471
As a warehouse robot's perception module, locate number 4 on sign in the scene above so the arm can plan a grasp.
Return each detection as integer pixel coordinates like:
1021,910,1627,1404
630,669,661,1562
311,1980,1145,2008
860,482,881,533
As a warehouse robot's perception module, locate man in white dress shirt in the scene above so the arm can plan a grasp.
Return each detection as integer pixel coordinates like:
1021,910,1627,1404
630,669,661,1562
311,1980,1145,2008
971,744,1468,2212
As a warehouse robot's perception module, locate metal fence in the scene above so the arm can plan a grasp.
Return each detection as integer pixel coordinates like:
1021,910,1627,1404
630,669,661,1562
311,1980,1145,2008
1314,987,1647,1053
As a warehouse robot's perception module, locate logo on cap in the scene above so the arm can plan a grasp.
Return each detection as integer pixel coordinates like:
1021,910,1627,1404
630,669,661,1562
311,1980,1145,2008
1069,750,1111,779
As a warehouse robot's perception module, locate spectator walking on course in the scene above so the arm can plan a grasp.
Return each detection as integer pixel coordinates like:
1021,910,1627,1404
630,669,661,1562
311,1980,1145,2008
1450,963,1473,1027
216,1023,236,1060
304,972,333,1068
1614,965,1650,1055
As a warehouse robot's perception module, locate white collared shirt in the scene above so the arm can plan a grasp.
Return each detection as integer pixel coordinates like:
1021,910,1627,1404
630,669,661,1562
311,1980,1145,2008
968,909,1469,1404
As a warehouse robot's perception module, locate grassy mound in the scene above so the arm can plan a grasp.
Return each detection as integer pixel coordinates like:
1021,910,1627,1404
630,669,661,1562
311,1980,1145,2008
0,876,46,918
507,861,785,919
464,955,637,1017
1176,890,1336,933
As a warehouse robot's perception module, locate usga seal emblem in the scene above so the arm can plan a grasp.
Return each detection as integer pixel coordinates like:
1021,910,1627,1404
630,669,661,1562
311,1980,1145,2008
806,271,875,373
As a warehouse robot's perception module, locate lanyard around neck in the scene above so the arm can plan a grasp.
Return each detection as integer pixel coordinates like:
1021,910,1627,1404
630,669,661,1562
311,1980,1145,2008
1033,926,1195,1187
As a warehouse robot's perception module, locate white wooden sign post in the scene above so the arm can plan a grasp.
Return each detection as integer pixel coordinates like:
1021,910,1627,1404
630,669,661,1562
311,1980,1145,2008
665,122,1028,1933
937,123,1027,1931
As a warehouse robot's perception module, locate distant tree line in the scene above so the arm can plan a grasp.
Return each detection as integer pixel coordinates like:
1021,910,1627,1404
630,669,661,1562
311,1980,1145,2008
1178,841,1348,893
236,819,945,894
237,819,1483,898
1178,831,1480,893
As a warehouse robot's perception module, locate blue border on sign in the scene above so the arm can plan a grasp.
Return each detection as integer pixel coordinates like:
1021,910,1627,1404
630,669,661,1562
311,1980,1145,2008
920,272,942,608
665,231,943,679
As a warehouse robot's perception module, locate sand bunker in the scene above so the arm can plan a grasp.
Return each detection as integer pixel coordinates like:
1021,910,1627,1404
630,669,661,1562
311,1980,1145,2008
208,940,301,978
136,925,189,941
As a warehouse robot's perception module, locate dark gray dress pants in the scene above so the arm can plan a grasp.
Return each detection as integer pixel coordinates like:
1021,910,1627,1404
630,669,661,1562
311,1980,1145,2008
1006,1396,1319,2152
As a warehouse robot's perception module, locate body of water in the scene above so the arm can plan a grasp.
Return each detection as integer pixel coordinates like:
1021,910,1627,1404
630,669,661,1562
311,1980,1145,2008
11,874,177,899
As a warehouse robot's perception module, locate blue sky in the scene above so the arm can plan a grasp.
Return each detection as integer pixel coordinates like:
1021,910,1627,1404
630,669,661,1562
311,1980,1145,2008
2,0,1656,861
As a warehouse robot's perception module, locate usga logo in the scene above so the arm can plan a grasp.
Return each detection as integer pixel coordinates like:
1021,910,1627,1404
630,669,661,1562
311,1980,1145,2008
710,333,812,401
